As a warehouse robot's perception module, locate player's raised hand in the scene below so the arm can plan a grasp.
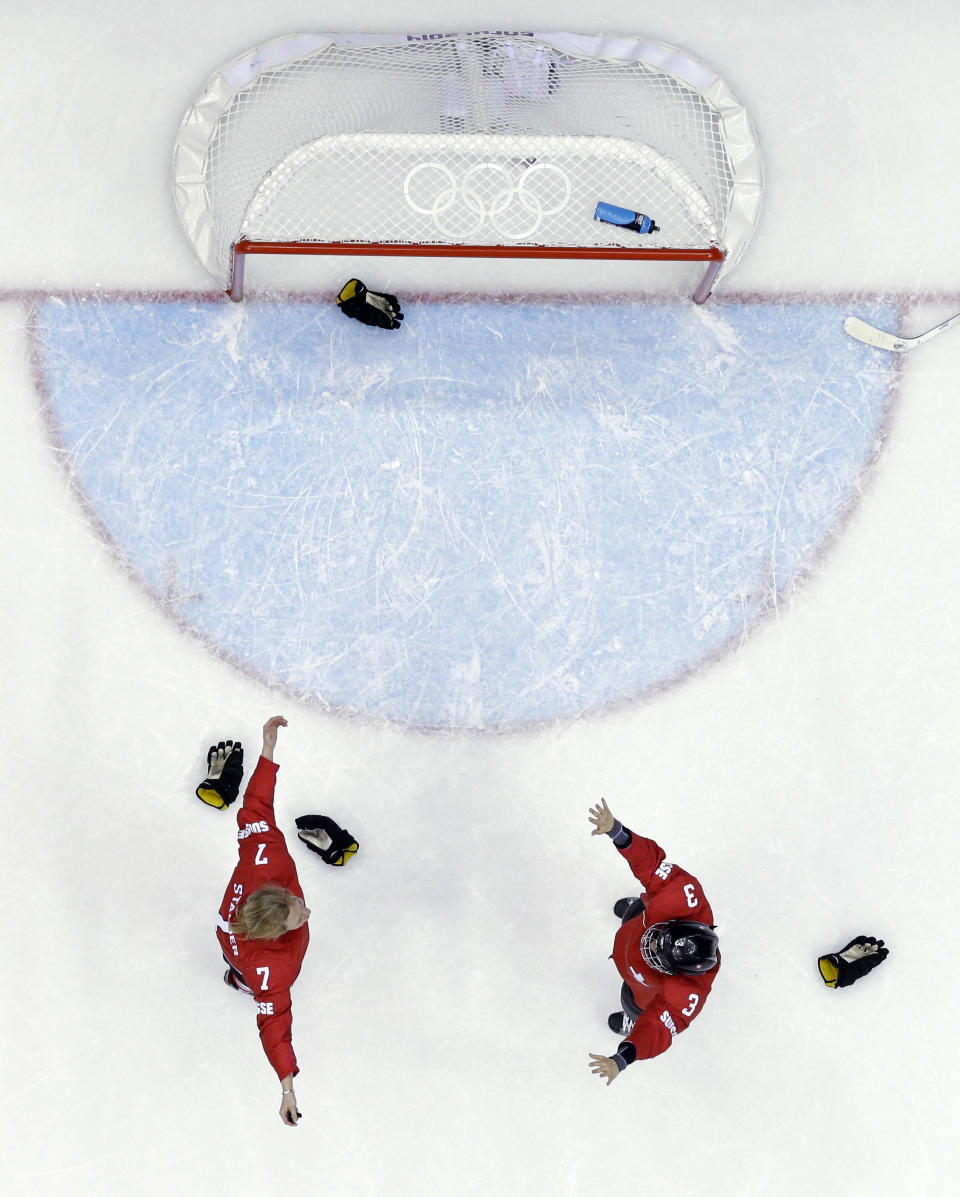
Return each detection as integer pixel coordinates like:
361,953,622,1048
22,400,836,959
588,1053,620,1085
261,715,288,760
588,797,615,836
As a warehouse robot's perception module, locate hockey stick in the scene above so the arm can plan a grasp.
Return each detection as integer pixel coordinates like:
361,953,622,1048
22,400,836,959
843,311,960,352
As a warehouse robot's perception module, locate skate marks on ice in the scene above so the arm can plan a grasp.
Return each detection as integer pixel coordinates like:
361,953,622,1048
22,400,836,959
30,294,896,729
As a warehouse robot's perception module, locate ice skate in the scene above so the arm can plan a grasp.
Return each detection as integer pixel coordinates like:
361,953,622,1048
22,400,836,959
607,1011,635,1036
613,897,644,921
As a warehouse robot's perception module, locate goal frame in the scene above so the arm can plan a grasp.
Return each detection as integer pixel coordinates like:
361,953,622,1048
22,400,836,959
228,239,725,303
173,31,761,304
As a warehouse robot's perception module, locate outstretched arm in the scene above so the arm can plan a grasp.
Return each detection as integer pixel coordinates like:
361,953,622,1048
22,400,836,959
589,1015,672,1081
233,716,288,827
261,715,288,762
589,798,673,888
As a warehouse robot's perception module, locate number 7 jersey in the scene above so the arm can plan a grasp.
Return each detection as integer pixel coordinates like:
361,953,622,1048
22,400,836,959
216,756,309,1081
611,830,719,1062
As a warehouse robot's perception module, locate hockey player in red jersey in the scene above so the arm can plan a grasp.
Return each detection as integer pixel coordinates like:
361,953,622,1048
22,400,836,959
587,797,719,1085
216,715,310,1126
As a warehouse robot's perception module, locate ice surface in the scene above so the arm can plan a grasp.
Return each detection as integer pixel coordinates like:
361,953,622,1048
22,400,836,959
2,5,960,1196
35,296,896,727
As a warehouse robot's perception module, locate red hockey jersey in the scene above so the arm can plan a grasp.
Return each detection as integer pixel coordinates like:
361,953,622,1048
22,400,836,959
216,757,309,1081
611,832,718,1062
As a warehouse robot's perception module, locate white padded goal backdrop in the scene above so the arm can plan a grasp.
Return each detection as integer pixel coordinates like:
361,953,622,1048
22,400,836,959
172,32,762,299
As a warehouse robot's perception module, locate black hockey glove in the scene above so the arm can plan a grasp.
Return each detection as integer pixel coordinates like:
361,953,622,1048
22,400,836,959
295,814,359,866
336,278,404,330
818,935,889,988
196,740,244,810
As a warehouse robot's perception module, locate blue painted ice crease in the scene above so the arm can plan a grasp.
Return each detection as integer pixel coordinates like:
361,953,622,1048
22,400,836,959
34,295,897,728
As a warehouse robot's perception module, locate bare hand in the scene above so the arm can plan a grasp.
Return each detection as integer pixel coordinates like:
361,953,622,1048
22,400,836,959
261,715,288,760
588,1053,620,1085
280,1090,301,1126
588,797,614,836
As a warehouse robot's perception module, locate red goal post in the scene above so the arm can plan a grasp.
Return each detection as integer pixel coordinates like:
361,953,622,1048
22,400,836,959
172,32,762,303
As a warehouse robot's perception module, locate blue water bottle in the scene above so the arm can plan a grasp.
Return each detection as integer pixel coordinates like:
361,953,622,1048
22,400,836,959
594,201,660,234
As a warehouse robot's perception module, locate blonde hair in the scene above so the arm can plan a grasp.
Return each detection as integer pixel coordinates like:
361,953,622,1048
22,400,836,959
230,884,295,941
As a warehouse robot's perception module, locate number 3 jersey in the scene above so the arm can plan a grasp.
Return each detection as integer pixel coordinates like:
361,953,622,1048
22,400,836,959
216,756,310,1081
610,826,719,1065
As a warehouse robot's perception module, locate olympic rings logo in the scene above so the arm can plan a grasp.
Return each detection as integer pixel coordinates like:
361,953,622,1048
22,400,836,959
403,161,571,240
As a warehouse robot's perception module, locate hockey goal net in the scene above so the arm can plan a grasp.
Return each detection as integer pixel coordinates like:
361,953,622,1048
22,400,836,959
172,32,762,302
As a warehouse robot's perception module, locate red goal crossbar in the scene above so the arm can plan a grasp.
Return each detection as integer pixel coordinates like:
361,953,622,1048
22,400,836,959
228,239,726,304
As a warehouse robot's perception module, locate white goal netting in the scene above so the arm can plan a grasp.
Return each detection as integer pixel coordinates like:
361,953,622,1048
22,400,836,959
172,32,762,294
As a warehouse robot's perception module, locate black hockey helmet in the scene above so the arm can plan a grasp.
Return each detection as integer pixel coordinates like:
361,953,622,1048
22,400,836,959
640,920,719,976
